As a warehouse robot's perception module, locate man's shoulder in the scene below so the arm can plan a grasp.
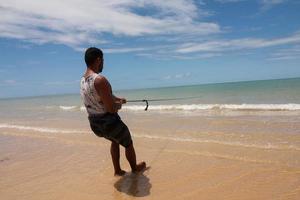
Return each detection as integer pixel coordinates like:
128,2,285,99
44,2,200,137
94,74,110,86
95,74,107,81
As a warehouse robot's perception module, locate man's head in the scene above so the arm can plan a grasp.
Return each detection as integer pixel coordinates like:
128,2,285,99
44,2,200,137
84,47,103,73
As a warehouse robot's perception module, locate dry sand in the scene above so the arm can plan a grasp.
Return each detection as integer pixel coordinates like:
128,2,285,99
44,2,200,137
1,126,299,200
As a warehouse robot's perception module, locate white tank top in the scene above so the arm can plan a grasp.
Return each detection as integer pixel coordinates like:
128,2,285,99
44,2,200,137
80,73,106,115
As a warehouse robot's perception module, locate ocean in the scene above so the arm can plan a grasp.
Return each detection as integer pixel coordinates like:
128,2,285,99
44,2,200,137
1,77,300,120
1,77,300,150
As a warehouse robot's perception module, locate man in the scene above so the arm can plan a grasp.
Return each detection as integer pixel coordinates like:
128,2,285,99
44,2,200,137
80,47,146,176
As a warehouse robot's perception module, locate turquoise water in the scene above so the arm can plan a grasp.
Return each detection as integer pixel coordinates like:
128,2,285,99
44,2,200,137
0,77,300,119
115,77,300,104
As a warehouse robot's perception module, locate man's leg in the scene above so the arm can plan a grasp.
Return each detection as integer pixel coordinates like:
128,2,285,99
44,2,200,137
111,141,126,176
125,143,146,172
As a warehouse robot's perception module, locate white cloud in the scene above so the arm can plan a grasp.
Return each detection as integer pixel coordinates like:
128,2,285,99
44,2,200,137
0,79,17,86
137,52,222,60
176,32,300,53
0,0,297,61
44,80,79,86
215,0,288,11
260,0,288,10
47,51,58,55
163,72,191,80
105,47,149,53
214,0,246,3
4,80,16,84
269,45,300,60
16,43,33,49
0,0,220,49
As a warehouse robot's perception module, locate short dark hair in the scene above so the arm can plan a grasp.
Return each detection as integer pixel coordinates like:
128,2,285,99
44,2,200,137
84,47,103,66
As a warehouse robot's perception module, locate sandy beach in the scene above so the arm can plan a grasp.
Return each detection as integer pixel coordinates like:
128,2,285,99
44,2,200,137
1,0,300,198
1,111,300,200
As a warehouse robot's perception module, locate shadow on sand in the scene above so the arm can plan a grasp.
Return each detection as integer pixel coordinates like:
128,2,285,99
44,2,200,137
114,168,152,197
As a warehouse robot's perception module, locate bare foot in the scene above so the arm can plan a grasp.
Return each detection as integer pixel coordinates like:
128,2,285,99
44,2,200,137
114,170,126,176
132,161,146,173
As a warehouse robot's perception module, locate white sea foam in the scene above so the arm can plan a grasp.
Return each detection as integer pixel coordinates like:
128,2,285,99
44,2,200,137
55,104,300,112
0,123,85,134
122,104,300,111
80,106,86,111
59,106,77,110
133,134,300,151
1,123,299,151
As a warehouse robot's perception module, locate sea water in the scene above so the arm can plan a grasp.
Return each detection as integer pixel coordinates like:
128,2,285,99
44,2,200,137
1,77,300,119
0,77,299,136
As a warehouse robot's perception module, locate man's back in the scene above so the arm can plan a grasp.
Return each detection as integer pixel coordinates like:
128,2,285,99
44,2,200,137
80,73,106,115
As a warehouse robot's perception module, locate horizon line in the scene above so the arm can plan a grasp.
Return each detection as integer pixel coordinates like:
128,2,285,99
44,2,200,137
1,76,299,100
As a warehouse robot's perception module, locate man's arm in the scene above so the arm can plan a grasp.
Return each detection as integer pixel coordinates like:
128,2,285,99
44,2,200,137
94,76,121,113
112,95,127,104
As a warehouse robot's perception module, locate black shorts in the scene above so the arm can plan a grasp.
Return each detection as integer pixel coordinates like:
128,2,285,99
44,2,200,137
88,113,132,148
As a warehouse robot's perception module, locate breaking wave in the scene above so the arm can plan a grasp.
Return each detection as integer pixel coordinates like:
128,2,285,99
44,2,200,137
55,104,300,112
0,123,299,151
0,123,85,134
122,104,300,111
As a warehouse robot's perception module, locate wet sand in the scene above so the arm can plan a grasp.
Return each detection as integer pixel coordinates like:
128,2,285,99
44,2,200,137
1,112,300,199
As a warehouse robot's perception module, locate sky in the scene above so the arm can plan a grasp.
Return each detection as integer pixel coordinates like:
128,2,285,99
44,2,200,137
0,0,300,98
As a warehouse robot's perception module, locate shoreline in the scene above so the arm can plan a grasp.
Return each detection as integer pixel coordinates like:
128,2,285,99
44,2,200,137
1,126,299,200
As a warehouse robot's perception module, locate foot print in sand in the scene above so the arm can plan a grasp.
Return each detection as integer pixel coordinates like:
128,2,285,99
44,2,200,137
0,157,10,163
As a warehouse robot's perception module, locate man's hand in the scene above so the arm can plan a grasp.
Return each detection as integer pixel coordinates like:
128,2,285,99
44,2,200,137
113,96,127,104
120,98,127,104
114,98,126,110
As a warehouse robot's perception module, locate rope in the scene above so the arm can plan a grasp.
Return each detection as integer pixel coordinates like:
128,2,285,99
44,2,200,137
127,96,201,111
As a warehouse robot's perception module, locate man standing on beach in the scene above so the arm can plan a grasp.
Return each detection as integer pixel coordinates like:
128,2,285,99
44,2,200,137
80,47,146,176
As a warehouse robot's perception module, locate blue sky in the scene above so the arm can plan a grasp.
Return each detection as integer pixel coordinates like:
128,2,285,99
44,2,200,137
0,0,300,98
